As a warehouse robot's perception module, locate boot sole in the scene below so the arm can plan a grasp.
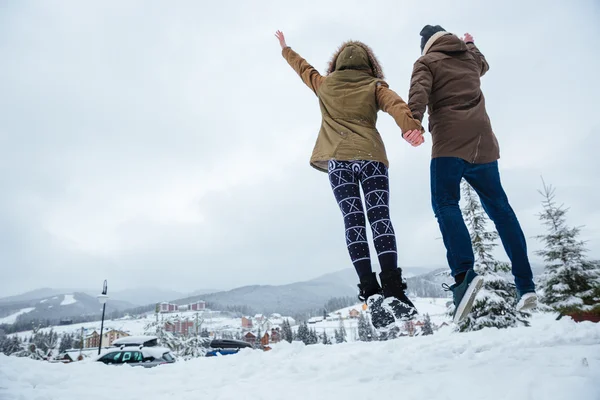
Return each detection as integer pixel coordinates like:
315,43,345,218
382,297,418,322
367,295,396,331
516,293,537,311
453,276,484,324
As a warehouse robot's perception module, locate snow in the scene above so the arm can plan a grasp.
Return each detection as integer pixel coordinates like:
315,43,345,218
112,336,157,346
1,313,599,400
0,308,35,325
39,299,47,303
60,294,77,306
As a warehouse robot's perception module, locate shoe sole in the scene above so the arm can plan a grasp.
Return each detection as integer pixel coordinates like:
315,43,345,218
382,297,418,322
516,293,537,312
453,276,484,324
367,295,396,332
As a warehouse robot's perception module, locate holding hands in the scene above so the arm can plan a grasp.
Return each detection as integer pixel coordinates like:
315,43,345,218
403,129,424,147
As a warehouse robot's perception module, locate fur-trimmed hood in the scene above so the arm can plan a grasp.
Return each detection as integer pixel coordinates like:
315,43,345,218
326,41,384,79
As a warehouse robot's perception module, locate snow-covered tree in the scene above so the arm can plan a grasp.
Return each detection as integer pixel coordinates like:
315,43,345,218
450,180,531,332
0,333,22,356
333,329,340,343
536,180,600,316
322,331,331,345
308,329,318,345
14,342,46,360
178,336,210,360
255,328,262,347
337,319,347,343
296,322,309,344
143,320,181,352
59,333,74,353
281,319,293,343
422,314,434,336
357,313,374,342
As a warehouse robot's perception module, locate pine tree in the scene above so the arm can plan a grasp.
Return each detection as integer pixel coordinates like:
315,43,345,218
452,180,531,332
322,331,331,345
59,333,73,353
357,313,374,342
536,180,600,316
422,314,434,336
179,336,209,360
255,328,262,347
337,319,347,343
281,319,293,343
3,336,22,356
296,322,309,345
309,329,318,345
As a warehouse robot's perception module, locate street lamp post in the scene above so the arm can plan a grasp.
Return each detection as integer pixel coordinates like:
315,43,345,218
97,280,109,355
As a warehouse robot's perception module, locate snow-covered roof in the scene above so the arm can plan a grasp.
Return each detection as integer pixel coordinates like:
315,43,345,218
112,335,157,346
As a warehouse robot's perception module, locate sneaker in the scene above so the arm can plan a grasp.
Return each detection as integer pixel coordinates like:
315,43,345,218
443,269,484,324
516,291,537,311
357,272,395,330
379,268,418,321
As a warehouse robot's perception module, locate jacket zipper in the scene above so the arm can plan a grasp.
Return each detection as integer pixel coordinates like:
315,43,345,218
472,134,482,163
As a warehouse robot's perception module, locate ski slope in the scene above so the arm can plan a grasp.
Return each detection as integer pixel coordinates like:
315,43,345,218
60,294,77,306
1,313,598,400
0,308,35,325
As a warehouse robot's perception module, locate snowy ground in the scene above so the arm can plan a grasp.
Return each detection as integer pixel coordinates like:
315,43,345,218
2,313,598,400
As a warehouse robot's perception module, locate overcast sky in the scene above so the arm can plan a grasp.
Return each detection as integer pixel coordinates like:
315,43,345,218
1,0,599,297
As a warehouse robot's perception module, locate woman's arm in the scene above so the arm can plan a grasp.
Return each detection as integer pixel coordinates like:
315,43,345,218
276,30,324,95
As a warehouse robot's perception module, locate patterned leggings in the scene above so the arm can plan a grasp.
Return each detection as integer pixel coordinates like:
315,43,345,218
328,160,398,279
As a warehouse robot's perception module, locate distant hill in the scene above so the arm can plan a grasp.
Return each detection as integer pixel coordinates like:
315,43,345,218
168,266,441,316
0,287,221,309
0,292,136,326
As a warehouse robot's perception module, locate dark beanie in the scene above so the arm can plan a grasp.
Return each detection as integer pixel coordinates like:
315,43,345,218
420,25,446,53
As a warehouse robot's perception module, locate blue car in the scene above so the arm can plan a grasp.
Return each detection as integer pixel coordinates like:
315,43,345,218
205,339,253,357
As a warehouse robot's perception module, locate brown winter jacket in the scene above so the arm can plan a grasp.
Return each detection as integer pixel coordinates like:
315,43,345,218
282,42,423,173
408,32,499,164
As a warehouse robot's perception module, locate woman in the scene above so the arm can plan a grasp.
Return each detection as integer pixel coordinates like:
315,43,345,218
275,31,424,330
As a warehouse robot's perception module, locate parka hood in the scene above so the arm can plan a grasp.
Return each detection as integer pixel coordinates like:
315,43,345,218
326,41,384,79
423,33,468,56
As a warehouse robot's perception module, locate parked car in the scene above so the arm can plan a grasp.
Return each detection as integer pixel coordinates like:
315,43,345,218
96,336,175,368
96,346,175,368
204,339,253,357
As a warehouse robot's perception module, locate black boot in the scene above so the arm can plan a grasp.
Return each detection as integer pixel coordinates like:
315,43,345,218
357,272,395,331
379,268,418,321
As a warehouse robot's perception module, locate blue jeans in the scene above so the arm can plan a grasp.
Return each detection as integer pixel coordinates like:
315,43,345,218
430,157,535,294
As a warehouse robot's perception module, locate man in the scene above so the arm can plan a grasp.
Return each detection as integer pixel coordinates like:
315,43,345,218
404,25,537,323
